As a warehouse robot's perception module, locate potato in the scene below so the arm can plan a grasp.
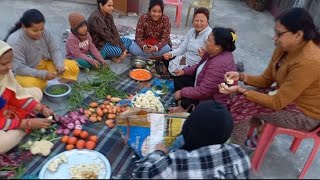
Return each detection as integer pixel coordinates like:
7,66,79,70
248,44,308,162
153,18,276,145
103,101,110,105
88,108,96,113
105,119,115,128
89,102,98,108
96,107,104,117
89,116,97,122
110,97,122,103
107,114,116,119
106,95,112,100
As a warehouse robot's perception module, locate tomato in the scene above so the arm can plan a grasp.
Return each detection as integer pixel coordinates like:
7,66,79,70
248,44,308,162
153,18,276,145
105,119,115,128
66,144,75,150
88,135,98,143
80,131,89,139
73,129,82,137
61,135,69,143
85,141,96,150
76,139,86,149
67,137,78,145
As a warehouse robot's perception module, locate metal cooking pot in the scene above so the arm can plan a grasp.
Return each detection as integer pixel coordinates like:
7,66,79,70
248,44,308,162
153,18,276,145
44,83,71,103
131,56,148,69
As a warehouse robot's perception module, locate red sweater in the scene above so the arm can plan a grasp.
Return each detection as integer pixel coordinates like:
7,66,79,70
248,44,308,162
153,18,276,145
135,13,171,50
66,32,105,63
0,89,38,130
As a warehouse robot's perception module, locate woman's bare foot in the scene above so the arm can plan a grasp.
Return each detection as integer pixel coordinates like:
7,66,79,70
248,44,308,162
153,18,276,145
111,57,122,63
59,79,75,84
169,106,185,113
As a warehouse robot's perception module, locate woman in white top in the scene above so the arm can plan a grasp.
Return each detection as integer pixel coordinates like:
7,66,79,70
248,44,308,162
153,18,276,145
163,7,212,93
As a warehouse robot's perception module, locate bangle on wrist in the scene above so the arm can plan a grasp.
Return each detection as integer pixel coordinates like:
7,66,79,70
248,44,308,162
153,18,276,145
25,118,32,134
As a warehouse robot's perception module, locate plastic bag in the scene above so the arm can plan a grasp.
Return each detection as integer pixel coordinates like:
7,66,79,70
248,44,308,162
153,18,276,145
117,108,189,157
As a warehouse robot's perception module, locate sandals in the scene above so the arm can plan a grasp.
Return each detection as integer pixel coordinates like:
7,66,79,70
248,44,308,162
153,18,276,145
244,135,259,150
169,106,185,113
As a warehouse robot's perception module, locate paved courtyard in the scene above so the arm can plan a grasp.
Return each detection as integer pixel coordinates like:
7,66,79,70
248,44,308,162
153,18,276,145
0,0,319,178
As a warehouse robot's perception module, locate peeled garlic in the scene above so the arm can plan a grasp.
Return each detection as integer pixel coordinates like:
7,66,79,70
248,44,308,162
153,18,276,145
268,90,278,96
221,83,229,89
226,78,234,85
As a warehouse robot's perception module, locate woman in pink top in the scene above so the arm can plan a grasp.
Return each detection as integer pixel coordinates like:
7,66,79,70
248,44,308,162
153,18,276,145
66,12,108,69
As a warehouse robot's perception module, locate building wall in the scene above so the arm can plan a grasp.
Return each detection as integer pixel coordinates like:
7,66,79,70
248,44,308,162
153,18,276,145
268,0,320,27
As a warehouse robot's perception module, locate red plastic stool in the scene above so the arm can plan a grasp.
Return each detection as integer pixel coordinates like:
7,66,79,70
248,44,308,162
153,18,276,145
248,123,320,179
163,0,183,27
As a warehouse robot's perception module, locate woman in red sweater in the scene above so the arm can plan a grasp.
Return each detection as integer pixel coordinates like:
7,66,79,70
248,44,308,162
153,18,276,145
128,0,171,59
0,40,55,154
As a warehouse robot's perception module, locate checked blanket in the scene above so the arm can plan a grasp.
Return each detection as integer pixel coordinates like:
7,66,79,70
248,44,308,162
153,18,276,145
21,73,175,179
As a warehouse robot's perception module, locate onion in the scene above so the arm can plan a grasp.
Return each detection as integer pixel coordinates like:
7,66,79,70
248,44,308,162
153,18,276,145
78,108,84,114
67,123,75,129
79,116,86,123
68,112,75,118
75,124,82,130
75,120,81,125
63,129,71,135
56,127,64,135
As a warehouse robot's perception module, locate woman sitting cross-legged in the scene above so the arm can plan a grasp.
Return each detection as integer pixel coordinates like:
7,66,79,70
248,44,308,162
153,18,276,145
88,0,132,63
5,9,80,90
133,100,251,179
163,7,212,97
129,0,171,60
169,27,237,113
66,12,108,69
219,8,320,148
0,40,55,154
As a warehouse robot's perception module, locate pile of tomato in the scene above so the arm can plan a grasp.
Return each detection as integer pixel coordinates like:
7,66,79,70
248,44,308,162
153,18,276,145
60,129,98,150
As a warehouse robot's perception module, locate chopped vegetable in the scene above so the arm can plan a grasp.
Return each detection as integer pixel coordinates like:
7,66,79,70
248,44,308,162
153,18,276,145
129,69,152,81
49,87,68,95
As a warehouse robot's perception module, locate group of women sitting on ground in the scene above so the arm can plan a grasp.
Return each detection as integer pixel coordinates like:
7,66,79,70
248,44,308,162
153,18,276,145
1,0,320,177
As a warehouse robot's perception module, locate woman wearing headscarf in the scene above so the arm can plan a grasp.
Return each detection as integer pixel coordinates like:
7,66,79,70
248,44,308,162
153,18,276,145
133,100,250,179
0,40,55,154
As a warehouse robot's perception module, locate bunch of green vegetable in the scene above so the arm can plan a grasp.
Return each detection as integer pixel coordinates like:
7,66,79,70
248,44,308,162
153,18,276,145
0,166,25,179
18,124,59,151
67,67,128,109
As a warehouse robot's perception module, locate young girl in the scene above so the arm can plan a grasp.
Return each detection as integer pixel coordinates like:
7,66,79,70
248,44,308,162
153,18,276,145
5,9,79,90
129,0,171,59
88,0,132,63
0,40,55,154
66,12,108,69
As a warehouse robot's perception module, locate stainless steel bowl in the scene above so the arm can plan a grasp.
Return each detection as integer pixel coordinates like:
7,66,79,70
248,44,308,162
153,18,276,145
44,83,71,103
131,56,147,69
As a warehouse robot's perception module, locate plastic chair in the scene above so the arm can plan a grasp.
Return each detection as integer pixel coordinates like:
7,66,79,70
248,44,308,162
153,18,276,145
248,123,320,179
163,0,183,27
185,0,214,26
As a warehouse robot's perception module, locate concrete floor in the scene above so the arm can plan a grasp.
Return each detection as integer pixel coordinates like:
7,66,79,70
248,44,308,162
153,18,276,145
0,0,319,178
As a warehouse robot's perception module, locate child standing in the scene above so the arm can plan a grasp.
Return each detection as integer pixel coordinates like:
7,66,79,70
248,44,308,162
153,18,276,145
66,12,108,69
